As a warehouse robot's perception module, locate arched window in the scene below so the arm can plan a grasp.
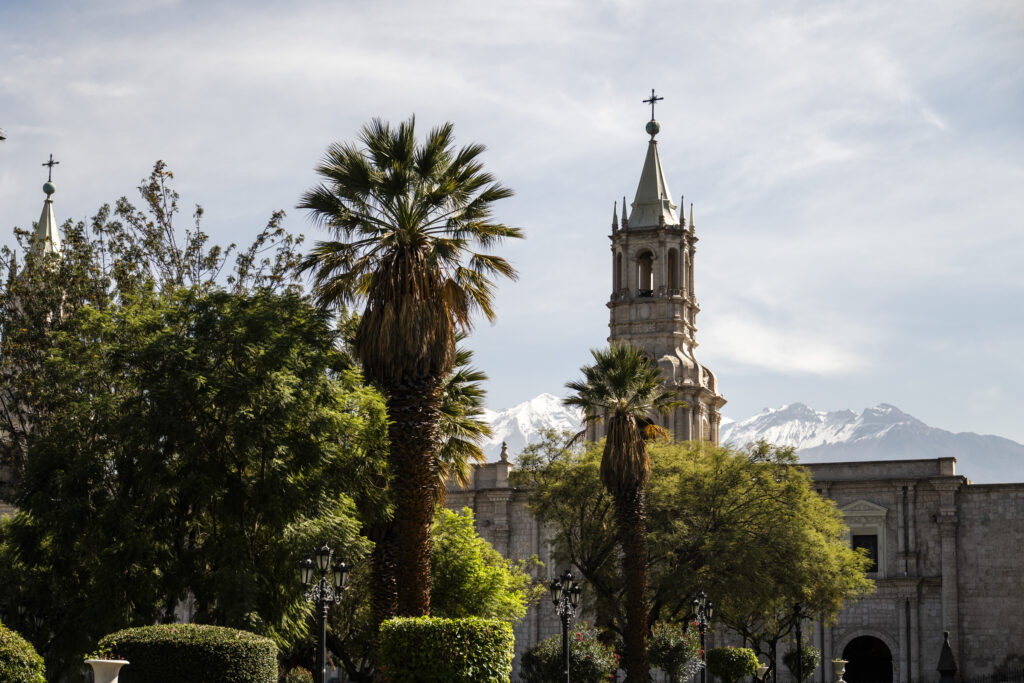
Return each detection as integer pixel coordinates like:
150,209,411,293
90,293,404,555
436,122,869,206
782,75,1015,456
667,248,679,291
615,252,623,291
637,250,654,297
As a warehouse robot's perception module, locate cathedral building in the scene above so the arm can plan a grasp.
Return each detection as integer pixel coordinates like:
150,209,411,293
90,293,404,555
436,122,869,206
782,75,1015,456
449,107,1024,682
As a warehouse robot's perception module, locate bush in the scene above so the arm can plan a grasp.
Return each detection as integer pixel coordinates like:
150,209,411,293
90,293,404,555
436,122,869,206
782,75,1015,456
282,667,313,683
783,644,820,682
706,646,758,683
519,623,618,683
98,624,276,683
0,622,45,683
648,622,702,683
379,617,513,683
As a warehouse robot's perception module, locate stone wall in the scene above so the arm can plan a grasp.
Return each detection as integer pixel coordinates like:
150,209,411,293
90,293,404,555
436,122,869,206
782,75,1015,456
450,456,1024,680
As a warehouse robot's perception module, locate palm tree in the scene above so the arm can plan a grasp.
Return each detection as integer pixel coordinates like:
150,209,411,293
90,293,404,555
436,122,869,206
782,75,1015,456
435,338,492,501
564,343,683,683
300,117,521,616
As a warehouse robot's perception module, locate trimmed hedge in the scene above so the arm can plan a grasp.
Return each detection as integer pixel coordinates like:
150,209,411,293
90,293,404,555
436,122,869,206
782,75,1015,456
98,624,276,683
0,622,45,683
380,616,513,683
706,646,759,683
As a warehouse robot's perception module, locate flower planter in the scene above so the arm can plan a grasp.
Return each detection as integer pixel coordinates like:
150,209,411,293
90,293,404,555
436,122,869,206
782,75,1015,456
86,658,129,683
832,659,848,683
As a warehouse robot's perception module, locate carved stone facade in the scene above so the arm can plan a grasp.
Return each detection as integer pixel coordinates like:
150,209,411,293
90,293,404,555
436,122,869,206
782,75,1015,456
449,456,1024,680
805,458,1024,680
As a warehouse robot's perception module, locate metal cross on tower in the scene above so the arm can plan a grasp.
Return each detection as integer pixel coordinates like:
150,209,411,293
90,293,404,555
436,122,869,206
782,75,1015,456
42,153,59,181
643,88,663,120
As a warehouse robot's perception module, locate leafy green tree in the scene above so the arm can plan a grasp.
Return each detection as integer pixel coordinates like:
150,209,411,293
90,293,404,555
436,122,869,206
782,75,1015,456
563,344,682,682
514,435,873,669
316,508,541,682
299,117,522,616
0,164,387,681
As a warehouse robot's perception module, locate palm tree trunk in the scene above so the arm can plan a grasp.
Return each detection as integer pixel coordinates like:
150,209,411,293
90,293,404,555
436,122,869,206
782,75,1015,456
615,484,651,683
382,374,443,616
367,520,398,681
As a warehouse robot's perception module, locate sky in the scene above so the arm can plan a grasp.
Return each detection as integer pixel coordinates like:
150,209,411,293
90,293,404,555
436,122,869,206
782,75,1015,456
2,1,1023,441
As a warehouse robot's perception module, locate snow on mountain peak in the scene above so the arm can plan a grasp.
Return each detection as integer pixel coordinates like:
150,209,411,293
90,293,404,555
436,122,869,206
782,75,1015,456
481,394,581,461
478,395,1024,483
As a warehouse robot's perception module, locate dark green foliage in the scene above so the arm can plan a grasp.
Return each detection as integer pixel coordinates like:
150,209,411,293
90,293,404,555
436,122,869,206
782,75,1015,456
519,624,618,683
98,624,275,683
378,617,513,683
706,646,759,683
0,622,45,683
0,164,387,680
783,644,820,682
648,622,701,683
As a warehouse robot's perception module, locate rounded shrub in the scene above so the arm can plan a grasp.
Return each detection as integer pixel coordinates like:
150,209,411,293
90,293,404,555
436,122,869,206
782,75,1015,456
783,644,820,682
648,622,701,683
706,646,759,683
98,623,276,683
0,622,45,683
519,624,618,683
282,666,313,683
379,616,513,683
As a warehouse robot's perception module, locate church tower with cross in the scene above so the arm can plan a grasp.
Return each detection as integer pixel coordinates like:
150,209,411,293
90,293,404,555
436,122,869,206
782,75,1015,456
600,91,726,443
35,154,62,256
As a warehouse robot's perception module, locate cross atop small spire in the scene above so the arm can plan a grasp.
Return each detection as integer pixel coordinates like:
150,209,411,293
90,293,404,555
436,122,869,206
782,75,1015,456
643,89,663,121
42,153,59,182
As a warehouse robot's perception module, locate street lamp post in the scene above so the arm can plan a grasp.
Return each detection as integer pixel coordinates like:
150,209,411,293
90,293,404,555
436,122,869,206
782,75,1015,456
793,602,809,683
298,541,351,683
692,590,714,683
549,569,582,683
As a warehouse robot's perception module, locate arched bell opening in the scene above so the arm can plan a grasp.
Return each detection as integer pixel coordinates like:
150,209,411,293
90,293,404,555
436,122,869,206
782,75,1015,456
667,248,679,292
637,250,654,297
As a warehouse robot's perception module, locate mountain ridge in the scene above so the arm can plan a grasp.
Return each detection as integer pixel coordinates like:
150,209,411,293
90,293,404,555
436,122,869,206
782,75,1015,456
481,396,1024,484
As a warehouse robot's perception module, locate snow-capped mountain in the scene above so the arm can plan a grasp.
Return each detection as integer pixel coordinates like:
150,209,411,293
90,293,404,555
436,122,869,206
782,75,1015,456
721,403,1024,484
482,395,1024,483
481,393,581,461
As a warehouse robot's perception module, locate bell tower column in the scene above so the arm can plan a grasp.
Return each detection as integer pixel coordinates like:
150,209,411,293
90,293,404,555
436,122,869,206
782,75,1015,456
603,92,725,444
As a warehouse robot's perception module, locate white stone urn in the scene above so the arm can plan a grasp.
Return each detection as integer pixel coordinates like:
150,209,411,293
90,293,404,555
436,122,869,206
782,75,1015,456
832,659,848,683
85,658,129,683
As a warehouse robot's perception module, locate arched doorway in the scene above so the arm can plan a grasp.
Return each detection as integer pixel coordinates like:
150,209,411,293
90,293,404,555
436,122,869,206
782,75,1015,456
843,636,893,683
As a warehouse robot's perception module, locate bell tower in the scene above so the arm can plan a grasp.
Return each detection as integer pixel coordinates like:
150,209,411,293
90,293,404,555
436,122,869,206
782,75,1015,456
605,92,725,443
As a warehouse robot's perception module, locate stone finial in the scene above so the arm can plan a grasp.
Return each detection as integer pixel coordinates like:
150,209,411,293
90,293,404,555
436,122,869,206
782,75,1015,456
937,631,957,683
621,196,629,228
689,202,695,232
612,201,618,232
500,442,509,463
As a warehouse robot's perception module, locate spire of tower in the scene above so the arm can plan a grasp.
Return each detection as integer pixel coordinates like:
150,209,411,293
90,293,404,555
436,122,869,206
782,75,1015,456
612,200,619,232
621,195,629,228
34,155,61,256
629,135,679,228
